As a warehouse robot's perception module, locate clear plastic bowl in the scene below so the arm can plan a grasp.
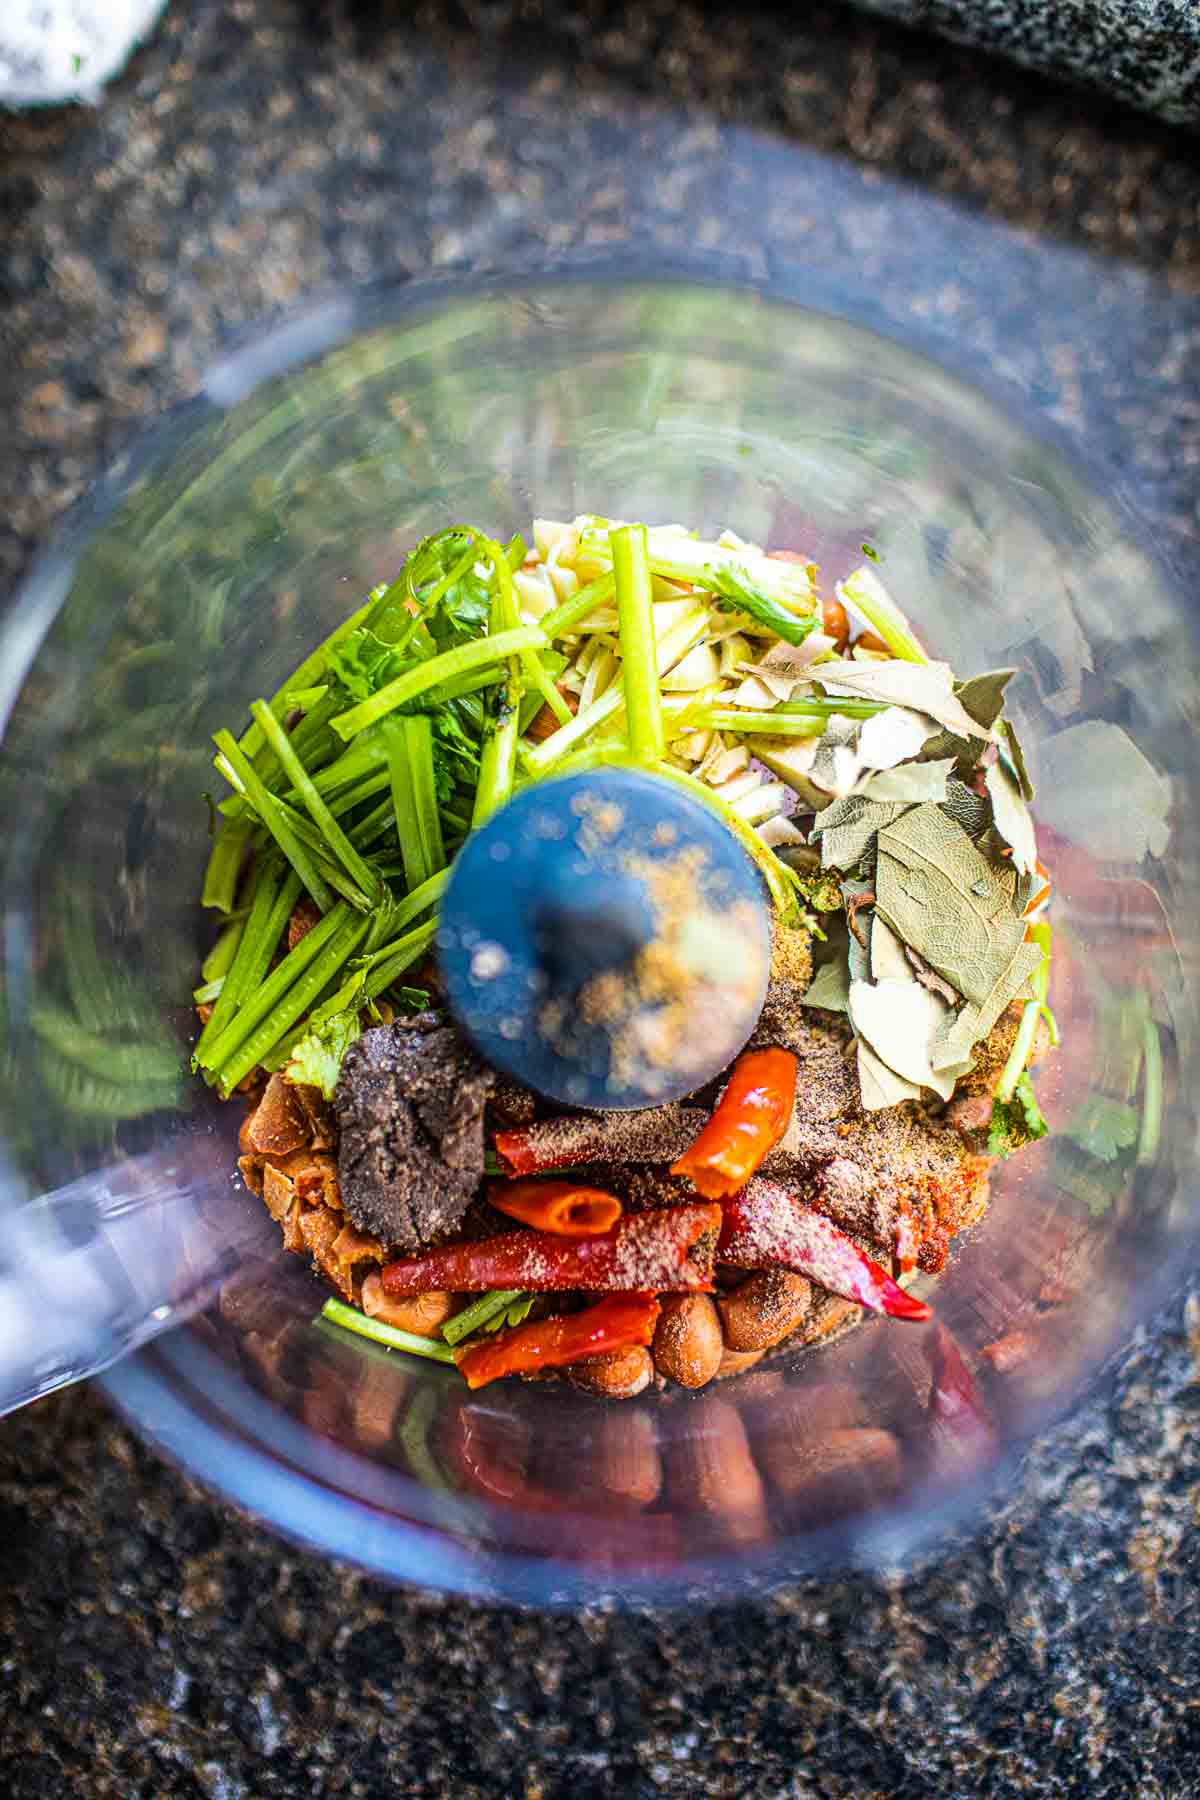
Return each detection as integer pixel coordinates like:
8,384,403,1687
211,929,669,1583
1,265,1194,1604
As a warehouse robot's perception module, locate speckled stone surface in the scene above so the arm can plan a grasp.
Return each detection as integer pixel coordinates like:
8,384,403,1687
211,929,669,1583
1,2,1199,1795
854,0,1200,125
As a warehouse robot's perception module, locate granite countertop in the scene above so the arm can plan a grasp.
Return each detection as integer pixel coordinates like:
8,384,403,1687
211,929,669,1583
2,2,1199,1795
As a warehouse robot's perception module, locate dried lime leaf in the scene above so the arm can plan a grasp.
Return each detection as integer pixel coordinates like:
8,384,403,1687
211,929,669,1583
874,803,1026,1006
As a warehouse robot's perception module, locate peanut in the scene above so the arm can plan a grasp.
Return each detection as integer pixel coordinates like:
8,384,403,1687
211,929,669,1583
594,1407,662,1508
360,1272,454,1339
567,1345,654,1400
652,1293,724,1389
666,1398,769,1544
821,597,850,650
718,1268,812,1352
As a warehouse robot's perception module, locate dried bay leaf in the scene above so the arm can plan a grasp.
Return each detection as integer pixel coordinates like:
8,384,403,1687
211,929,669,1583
808,713,867,799
856,706,941,773
870,915,914,984
860,757,954,805
939,778,992,840
815,659,991,740
874,803,1027,1005
811,796,907,873
841,877,874,987
849,979,958,1102
955,668,1017,730
802,951,851,1013
985,755,1038,875
1000,718,1034,801
857,1037,922,1112
929,938,1043,1071
903,942,961,1007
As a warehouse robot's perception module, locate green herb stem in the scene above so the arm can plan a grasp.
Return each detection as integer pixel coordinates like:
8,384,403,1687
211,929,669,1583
330,626,547,741
237,580,389,763
384,715,446,892
539,572,616,642
689,708,827,738
201,815,253,912
1137,1011,1163,1166
216,911,371,1095
198,899,355,1077
321,1298,458,1363
192,863,300,1066
214,731,335,912
441,1290,525,1346
611,524,665,763
200,916,247,984
251,700,382,902
994,922,1053,1105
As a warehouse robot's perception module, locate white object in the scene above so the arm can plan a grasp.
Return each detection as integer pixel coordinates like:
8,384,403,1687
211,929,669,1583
0,0,166,106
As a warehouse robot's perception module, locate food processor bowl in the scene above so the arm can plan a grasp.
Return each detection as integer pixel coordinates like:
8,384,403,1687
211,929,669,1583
1,264,1194,1604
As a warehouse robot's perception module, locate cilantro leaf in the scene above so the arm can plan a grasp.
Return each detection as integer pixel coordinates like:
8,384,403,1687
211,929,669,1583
703,564,820,648
284,1006,362,1099
987,1071,1049,1158
1067,1094,1139,1163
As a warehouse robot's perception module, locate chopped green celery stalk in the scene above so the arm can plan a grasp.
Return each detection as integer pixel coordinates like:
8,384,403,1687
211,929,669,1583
397,1385,452,1489
359,918,438,1000
384,715,445,892
193,976,225,1004
611,524,665,763
192,865,300,1065
199,899,354,1075
486,533,572,728
330,625,546,741
440,805,473,835
217,913,370,1094
691,708,827,738
213,731,335,912
539,572,616,642
201,915,246,984
472,701,520,826
505,533,527,569
653,762,797,916
237,580,389,762
994,924,1052,1104
250,700,382,901
837,566,927,664
348,794,398,851
1137,1011,1163,1165
421,667,505,709
357,871,448,947
201,815,253,911
220,730,385,818
442,1290,525,1346
259,801,374,911
522,605,706,777
777,698,889,719
221,694,344,821
325,766,392,820
31,1006,182,1084
579,528,814,609
320,1298,458,1363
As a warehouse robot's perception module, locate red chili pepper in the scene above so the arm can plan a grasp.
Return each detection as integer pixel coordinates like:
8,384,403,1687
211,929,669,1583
718,1178,931,1321
488,1178,622,1236
455,1292,660,1389
924,1321,997,1472
670,1048,797,1199
380,1201,721,1297
493,1106,699,1176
